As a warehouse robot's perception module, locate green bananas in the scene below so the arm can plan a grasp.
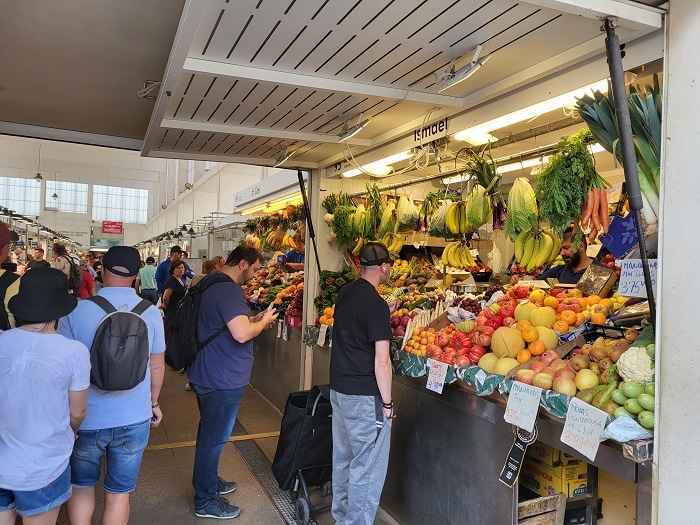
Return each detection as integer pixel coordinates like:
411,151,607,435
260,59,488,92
513,228,561,271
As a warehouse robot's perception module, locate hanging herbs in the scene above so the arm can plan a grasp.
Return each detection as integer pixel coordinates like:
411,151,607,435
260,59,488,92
322,192,352,214
535,129,607,241
331,205,356,250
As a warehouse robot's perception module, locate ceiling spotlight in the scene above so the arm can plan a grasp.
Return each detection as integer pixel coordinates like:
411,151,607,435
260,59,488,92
436,45,491,93
51,192,59,200
184,182,193,190
180,224,188,231
34,173,43,182
338,113,370,142
161,204,167,210
273,147,294,168
187,227,196,235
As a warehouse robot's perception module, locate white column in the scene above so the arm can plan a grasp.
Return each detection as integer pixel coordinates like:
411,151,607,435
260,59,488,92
656,2,700,523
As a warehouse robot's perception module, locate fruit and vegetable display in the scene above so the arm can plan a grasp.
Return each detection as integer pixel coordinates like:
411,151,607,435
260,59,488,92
242,207,306,252
243,265,304,317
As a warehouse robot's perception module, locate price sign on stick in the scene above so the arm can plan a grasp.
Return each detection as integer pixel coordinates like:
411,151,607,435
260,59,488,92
426,359,449,394
560,397,608,461
504,381,542,433
316,324,328,347
618,258,658,298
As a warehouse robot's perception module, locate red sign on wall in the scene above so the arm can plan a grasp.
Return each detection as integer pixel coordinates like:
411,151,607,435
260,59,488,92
102,221,123,234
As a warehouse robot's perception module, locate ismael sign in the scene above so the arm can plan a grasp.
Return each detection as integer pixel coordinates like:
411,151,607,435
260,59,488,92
413,118,448,143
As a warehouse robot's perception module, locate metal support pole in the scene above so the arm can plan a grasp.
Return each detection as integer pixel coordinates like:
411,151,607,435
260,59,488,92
297,169,322,277
603,17,656,329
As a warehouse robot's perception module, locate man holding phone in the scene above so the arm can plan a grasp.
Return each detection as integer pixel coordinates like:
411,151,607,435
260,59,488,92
186,246,278,520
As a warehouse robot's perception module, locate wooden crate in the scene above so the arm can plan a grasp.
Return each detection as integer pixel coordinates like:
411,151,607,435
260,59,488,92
518,493,566,525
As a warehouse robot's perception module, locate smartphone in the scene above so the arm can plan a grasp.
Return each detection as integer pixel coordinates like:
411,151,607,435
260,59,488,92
267,302,275,311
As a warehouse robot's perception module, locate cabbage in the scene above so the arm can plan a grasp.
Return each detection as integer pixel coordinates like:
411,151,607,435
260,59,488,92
504,177,538,241
464,185,492,231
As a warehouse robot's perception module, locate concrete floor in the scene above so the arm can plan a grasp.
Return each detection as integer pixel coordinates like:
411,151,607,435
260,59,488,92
54,369,400,525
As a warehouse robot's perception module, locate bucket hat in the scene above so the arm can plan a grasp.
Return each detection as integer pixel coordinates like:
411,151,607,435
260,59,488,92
8,267,77,323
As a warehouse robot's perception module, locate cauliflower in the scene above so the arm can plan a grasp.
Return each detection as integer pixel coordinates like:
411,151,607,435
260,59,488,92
616,347,655,382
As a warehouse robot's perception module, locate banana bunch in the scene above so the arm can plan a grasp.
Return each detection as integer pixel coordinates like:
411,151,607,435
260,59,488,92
282,233,298,251
441,241,476,269
265,229,287,250
513,228,561,271
445,201,470,235
377,201,397,238
352,205,367,237
351,236,366,256
381,232,403,255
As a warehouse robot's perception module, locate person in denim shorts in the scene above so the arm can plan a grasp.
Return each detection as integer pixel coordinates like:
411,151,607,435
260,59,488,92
58,246,166,525
0,268,90,524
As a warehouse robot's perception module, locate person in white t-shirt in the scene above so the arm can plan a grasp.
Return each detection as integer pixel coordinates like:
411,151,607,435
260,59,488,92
0,268,90,524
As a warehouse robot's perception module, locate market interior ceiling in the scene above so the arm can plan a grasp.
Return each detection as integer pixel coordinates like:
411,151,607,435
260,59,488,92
1,0,665,183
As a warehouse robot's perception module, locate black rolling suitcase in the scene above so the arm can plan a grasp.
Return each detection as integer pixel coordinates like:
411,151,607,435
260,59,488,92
271,385,333,524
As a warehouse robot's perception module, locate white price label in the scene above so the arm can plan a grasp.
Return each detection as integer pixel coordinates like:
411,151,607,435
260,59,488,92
316,324,328,347
617,259,658,298
560,397,608,461
504,381,542,433
426,358,449,394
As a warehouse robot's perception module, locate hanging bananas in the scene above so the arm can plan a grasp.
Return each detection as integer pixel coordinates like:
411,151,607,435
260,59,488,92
265,229,287,250
381,232,404,255
445,201,470,235
351,236,365,256
513,228,561,271
441,241,477,270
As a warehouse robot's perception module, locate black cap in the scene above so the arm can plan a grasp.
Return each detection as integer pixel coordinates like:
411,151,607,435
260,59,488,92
103,246,141,277
170,245,183,254
146,256,155,264
359,242,390,266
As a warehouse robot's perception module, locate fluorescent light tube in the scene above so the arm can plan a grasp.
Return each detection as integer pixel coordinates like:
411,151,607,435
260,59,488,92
342,150,412,178
454,79,610,145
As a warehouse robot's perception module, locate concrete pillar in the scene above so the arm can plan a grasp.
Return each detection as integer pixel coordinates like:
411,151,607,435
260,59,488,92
656,1,700,522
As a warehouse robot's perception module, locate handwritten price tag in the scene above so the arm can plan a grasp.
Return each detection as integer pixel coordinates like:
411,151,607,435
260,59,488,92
316,324,328,347
617,258,658,298
504,381,542,433
426,359,449,394
560,397,608,461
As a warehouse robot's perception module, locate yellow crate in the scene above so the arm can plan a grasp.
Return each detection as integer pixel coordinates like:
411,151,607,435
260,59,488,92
526,441,579,467
520,458,588,498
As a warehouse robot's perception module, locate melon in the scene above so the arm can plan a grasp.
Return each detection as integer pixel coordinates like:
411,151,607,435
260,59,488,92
490,326,526,358
536,326,559,350
529,306,557,328
514,302,537,322
477,353,499,374
494,357,520,376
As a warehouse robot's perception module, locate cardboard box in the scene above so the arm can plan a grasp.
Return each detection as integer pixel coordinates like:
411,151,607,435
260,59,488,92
575,264,617,297
526,441,578,467
520,457,588,498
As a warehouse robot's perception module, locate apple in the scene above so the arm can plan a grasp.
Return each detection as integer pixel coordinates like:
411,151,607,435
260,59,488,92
549,359,568,372
515,369,537,385
394,326,405,337
529,360,545,373
502,316,516,327
554,367,576,381
552,376,577,396
540,366,556,377
391,317,402,328
401,315,410,327
410,310,420,318
533,373,554,390
529,288,547,303
539,349,559,366
575,369,601,390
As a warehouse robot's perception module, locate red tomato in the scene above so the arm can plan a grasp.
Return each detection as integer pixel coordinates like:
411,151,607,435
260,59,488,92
468,345,486,364
471,326,494,347
498,303,515,319
456,355,470,367
485,317,502,329
452,332,471,350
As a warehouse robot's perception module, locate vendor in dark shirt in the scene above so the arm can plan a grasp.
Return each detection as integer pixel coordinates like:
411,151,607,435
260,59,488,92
537,227,601,284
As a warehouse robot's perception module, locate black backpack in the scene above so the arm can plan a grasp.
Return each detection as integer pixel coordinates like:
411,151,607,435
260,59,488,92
87,295,152,391
63,255,83,291
164,273,232,370
0,270,20,330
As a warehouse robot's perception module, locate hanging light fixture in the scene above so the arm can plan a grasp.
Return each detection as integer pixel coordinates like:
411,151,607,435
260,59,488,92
188,227,196,235
338,113,370,142
273,146,294,168
51,192,59,200
436,45,491,93
34,143,44,181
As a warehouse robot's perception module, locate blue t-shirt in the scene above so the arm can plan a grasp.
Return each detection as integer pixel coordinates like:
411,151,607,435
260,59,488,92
286,250,304,263
155,259,195,294
539,259,605,285
57,287,166,430
0,330,90,490
187,272,252,390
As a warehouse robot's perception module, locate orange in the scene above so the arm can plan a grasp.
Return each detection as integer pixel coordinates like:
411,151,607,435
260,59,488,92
319,315,329,325
543,296,559,310
521,326,539,343
552,320,569,333
323,307,334,317
420,337,428,346
586,295,601,306
559,310,577,326
528,340,546,356
427,335,435,345
599,298,614,310
516,349,532,364
575,312,586,327
590,312,607,325
427,327,436,333
578,298,588,310
516,319,532,332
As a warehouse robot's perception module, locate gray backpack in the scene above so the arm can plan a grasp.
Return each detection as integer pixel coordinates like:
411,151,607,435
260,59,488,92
87,296,152,391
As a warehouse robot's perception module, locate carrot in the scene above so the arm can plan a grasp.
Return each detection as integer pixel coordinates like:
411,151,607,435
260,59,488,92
590,189,602,233
580,189,595,229
599,188,610,234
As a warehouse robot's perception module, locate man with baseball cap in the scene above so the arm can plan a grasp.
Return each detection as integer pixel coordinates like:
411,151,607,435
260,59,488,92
329,241,394,525
0,222,21,330
154,245,194,298
136,256,158,306
58,246,166,525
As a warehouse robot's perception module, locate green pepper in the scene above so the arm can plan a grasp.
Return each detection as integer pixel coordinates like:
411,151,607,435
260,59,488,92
320,270,335,280
325,285,338,294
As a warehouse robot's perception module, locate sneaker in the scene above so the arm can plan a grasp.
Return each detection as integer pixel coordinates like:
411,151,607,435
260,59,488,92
218,477,237,495
185,382,192,391
194,497,241,519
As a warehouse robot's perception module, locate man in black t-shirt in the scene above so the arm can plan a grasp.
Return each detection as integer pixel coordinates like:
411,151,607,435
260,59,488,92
27,248,51,270
329,241,394,525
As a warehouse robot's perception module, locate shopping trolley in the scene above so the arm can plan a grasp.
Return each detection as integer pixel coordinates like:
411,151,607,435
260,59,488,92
271,385,333,525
